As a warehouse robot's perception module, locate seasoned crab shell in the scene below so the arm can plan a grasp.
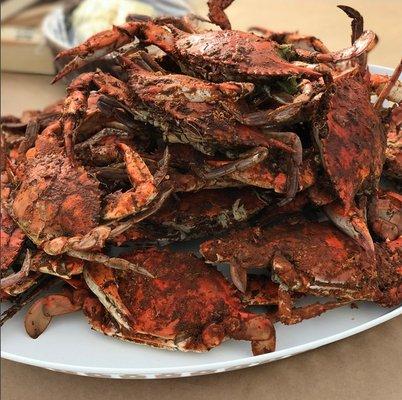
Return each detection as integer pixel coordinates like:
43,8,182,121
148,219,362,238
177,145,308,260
83,249,276,355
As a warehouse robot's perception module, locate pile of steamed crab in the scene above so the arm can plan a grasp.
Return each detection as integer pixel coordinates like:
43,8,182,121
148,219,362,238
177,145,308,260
1,0,401,356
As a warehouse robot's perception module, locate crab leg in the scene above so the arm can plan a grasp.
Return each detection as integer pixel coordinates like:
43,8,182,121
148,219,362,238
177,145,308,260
250,27,330,54
239,102,305,127
67,251,153,277
52,22,144,83
18,120,40,155
200,147,268,180
229,263,248,294
368,191,402,242
62,91,87,161
153,147,170,186
374,59,402,111
277,286,351,325
371,73,402,104
58,71,131,160
226,313,276,355
231,80,322,128
271,254,354,324
108,182,174,238
263,131,302,205
83,265,132,330
96,96,140,129
40,226,153,277
74,127,132,149
29,251,85,279
132,49,168,73
294,30,377,64
207,0,235,30
0,275,55,326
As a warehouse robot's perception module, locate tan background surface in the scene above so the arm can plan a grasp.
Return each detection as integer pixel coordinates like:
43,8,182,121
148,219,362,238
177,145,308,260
1,0,402,399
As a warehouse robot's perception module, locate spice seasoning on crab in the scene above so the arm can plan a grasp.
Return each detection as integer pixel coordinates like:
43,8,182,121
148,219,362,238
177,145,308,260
313,70,386,213
8,121,158,275
25,249,276,355
1,206,25,271
96,55,303,202
201,218,401,323
53,6,378,86
3,0,402,356
83,250,275,355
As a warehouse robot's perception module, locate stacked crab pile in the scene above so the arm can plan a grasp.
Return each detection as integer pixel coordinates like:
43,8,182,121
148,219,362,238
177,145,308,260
1,0,401,356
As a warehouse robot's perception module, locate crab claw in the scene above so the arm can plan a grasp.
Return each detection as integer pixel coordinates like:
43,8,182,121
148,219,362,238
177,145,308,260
207,0,235,30
102,142,158,221
42,226,111,255
229,264,248,293
52,23,142,83
24,291,86,338
240,102,305,127
1,250,31,290
295,30,378,64
324,202,374,253
200,147,269,180
227,313,276,355
368,191,402,242
337,5,364,42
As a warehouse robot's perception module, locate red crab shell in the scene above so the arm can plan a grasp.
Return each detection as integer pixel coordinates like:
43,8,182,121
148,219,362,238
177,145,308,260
83,249,276,354
200,218,379,296
315,71,386,211
11,126,102,245
174,29,321,81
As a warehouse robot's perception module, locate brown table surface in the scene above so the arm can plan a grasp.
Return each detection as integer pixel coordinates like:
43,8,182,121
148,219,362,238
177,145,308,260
1,1,402,399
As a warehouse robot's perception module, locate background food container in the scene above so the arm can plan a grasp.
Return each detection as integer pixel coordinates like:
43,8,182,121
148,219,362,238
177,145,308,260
41,0,198,81
42,0,195,53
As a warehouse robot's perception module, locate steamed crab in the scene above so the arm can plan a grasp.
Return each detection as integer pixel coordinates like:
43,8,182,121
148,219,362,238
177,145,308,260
91,54,304,202
25,249,276,355
53,5,377,85
308,16,402,253
6,106,170,277
307,65,386,252
200,217,401,323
